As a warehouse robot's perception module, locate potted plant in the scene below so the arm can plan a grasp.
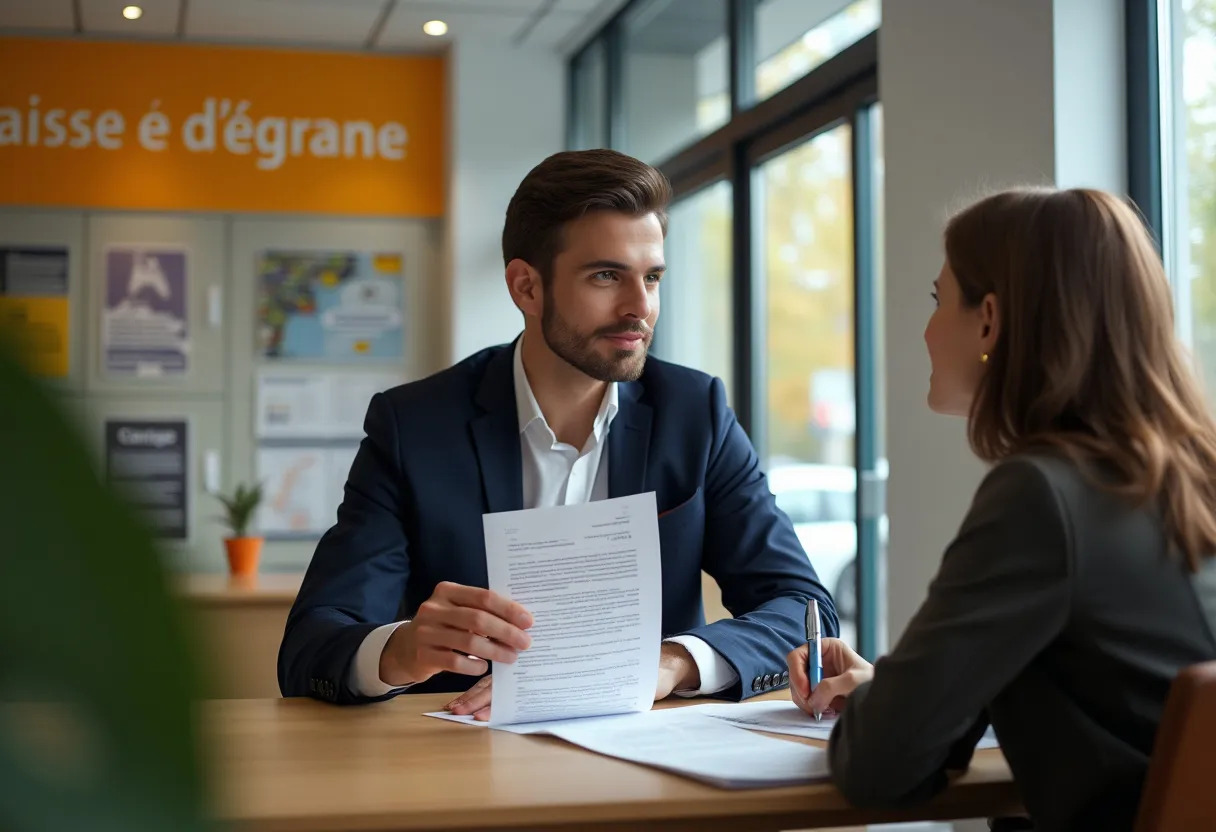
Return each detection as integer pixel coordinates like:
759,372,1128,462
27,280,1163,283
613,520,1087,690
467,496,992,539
214,482,264,578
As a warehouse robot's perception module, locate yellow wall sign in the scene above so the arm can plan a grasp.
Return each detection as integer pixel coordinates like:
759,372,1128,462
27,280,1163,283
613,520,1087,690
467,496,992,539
0,38,445,217
0,247,70,378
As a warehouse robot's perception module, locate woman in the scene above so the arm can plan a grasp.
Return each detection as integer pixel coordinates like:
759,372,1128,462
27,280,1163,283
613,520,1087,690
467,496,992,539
787,188,1216,831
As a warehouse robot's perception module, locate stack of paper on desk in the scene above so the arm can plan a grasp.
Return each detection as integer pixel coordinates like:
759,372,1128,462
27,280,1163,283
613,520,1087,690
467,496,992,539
696,700,846,740
423,493,831,789
544,709,830,788
695,700,1001,749
426,708,831,789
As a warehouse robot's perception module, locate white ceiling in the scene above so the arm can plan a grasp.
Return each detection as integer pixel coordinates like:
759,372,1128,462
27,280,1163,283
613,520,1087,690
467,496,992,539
0,0,630,53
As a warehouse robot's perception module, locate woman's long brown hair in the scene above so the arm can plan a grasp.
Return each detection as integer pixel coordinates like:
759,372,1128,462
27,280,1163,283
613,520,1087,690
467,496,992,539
946,187,1216,570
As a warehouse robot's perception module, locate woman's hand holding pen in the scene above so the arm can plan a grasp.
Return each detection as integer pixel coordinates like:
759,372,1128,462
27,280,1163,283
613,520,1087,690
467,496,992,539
787,638,874,718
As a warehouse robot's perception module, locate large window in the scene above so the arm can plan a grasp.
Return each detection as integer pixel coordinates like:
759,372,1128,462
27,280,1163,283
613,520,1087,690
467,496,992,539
1133,0,1216,393
660,181,734,398
568,2,883,656
757,125,854,470
1172,0,1216,393
621,0,729,164
756,123,858,644
754,0,880,102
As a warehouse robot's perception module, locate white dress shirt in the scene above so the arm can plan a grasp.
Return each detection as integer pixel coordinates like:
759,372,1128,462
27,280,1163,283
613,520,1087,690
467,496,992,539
349,336,738,698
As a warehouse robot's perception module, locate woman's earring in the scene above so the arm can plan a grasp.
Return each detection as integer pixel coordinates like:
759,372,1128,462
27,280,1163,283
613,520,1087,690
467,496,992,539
980,353,989,364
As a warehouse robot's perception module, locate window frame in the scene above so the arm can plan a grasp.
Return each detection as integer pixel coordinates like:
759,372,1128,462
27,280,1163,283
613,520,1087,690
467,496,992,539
1126,0,1165,243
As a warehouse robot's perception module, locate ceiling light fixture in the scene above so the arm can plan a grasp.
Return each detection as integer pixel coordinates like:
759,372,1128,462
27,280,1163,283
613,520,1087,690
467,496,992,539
422,20,448,37
122,5,143,20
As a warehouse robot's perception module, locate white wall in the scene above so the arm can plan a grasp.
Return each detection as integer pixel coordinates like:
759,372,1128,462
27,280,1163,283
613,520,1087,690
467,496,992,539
879,0,1125,648
446,41,566,364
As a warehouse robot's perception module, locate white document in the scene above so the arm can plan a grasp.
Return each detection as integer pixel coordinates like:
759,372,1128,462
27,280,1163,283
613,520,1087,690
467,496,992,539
697,700,1000,749
545,708,830,788
424,707,831,789
482,492,662,727
424,710,604,735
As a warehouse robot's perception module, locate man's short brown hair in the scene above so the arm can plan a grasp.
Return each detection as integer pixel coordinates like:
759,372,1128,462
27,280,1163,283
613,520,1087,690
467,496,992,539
502,149,672,283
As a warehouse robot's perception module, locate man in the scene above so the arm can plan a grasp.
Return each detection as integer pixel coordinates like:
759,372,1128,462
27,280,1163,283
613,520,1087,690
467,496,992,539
278,149,838,712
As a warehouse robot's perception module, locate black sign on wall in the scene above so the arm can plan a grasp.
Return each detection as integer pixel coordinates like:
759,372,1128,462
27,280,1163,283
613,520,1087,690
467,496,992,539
105,419,188,540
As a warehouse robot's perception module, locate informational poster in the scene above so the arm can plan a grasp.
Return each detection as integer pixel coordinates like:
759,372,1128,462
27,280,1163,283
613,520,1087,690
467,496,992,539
256,371,400,440
0,246,70,377
257,444,359,538
257,374,329,439
102,246,189,377
256,251,405,361
105,419,188,539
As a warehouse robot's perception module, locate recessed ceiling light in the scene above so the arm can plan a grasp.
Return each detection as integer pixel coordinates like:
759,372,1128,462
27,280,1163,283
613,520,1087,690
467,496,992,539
122,5,143,20
422,20,448,37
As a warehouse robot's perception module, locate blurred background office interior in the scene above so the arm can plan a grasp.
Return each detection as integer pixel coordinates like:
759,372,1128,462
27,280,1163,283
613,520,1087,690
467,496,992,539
0,1,1212,830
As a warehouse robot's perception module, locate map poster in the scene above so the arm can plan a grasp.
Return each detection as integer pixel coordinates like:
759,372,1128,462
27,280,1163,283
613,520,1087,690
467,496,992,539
103,247,189,377
105,419,188,540
257,447,326,537
256,250,405,362
0,246,70,377
257,444,359,539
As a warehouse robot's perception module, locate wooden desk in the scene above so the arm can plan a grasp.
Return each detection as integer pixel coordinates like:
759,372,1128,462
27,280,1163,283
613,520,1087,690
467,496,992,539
179,573,303,699
207,693,1022,831
179,572,728,698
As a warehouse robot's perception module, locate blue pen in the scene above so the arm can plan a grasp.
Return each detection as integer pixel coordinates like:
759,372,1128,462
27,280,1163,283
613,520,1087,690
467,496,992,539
806,599,823,722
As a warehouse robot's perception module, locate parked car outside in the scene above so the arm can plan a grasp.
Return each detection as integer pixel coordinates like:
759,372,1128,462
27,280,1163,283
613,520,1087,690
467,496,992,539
766,461,888,627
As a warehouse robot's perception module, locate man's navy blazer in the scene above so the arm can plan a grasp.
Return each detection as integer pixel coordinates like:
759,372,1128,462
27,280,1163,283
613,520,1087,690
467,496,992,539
278,341,839,704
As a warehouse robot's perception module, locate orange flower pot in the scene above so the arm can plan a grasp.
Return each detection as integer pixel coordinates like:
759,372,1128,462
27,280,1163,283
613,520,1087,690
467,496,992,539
224,537,263,577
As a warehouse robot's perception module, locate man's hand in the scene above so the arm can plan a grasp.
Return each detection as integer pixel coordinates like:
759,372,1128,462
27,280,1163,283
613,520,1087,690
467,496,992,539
447,675,493,721
379,582,533,688
787,637,874,718
446,641,702,722
655,641,700,700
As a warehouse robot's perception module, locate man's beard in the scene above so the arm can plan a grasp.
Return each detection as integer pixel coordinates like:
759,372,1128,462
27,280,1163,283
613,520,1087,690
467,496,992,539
541,301,652,383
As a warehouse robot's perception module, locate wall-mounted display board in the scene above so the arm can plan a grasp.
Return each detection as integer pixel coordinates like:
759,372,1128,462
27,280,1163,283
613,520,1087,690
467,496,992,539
86,214,226,395
0,206,441,574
